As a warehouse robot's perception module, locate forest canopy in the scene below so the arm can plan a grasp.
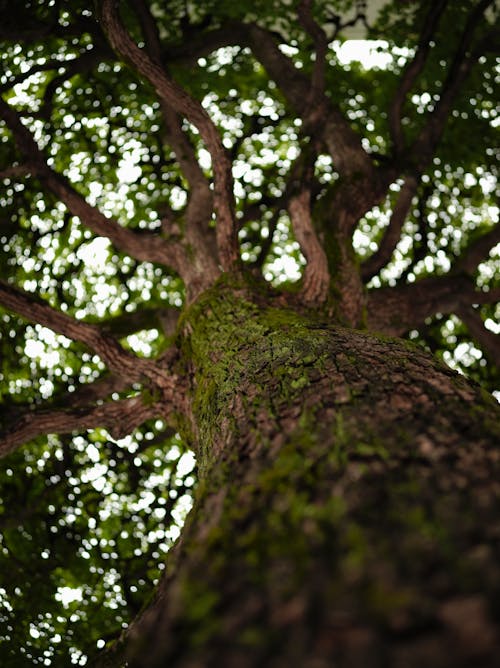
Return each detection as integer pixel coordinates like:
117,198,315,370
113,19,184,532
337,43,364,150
0,0,498,665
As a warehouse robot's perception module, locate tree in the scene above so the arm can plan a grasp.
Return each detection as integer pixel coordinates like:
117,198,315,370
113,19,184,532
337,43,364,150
0,0,499,665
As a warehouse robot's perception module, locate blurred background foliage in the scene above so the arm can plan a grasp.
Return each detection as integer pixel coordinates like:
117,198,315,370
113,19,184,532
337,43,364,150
0,0,498,664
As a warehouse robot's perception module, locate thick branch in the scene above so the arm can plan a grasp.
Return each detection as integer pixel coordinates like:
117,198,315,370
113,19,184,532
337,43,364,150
129,0,219,292
99,0,239,271
456,305,500,369
116,17,378,214
0,276,180,396
244,23,374,179
388,0,448,153
399,184,433,282
297,0,328,104
160,22,248,66
0,280,142,382
367,275,499,336
50,373,134,409
0,395,163,459
0,95,186,271
411,0,495,169
46,170,187,268
130,0,210,199
452,224,500,275
361,176,419,282
289,190,330,304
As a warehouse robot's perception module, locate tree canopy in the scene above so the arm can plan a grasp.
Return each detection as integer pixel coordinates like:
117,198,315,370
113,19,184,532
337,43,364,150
0,0,498,665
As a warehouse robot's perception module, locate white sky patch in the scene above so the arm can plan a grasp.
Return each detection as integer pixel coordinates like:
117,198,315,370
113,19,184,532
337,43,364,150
176,451,196,477
335,40,394,69
117,152,142,183
56,586,83,608
126,329,160,356
88,181,104,204
265,255,302,283
485,318,499,334
76,237,110,269
198,148,212,170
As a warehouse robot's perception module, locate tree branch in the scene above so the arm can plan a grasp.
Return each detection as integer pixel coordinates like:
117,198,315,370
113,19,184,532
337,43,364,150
129,0,211,203
388,0,448,154
99,0,239,271
289,189,330,304
287,149,330,303
0,164,35,180
411,0,495,169
451,223,500,276
245,22,374,180
0,394,163,459
0,280,181,401
128,0,220,293
0,95,186,272
51,372,134,409
399,183,433,282
0,280,143,382
297,0,328,105
456,305,500,369
367,275,499,336
361,176,419,282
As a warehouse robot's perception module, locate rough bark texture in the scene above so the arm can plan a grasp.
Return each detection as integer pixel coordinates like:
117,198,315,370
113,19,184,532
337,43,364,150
96,280,500,668
1,3,498,666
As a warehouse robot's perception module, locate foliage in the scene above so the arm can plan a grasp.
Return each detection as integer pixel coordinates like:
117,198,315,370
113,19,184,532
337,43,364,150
0,0,498,663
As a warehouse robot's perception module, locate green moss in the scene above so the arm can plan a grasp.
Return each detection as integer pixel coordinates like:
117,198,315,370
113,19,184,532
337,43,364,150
177,279,338,469
161,278,500,661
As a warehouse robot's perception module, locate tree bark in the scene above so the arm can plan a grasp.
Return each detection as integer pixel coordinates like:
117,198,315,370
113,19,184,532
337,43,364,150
96,280,500,668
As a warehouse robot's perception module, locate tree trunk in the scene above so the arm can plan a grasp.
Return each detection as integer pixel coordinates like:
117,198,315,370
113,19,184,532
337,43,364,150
98,281,500,668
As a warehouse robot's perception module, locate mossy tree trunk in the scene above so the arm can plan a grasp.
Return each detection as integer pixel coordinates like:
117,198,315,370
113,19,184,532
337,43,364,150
1,4,499,667
98,282,500,668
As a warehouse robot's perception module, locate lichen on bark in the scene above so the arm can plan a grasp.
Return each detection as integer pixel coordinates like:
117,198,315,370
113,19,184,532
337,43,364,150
112,281,500,668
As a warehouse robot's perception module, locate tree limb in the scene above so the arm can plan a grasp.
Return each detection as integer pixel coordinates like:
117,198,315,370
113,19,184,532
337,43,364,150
0,394,163,459
0,279,174,392
388,0,449,154
456,305,500,368
361,176,419,282
0,164,34,180
0,280,181,401
297,0,328,105
451,223,500,275
51,372,134,409
367,275,499,336
244,22,374,180
289,189,330,304
287,148,330,303
411,0,495,169
129,0,220,293
99,305,180,338
99,0,239,271
0,95,186,272
129,0,211,205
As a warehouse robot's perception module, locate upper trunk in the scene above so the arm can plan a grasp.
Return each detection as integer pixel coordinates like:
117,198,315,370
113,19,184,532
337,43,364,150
97,280,500,668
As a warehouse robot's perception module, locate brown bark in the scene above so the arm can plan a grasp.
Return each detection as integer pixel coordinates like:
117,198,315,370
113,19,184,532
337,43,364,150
99,0,239,273
94,283,500,668
0,5,498,666
0,395,160,458
289,189,330,305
